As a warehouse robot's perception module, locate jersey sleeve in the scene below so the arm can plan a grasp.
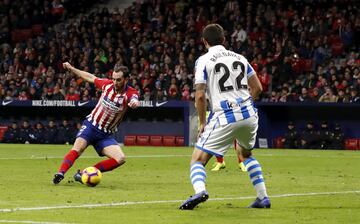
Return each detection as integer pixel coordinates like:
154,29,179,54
126,87,139,103
194,56,208,85
94,78,112,89
245,60,256,78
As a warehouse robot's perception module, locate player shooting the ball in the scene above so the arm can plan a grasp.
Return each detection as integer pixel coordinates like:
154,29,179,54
53,62,140,185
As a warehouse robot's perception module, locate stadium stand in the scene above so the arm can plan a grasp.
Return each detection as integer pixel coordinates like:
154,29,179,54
0,0,359,147
0,0,358,103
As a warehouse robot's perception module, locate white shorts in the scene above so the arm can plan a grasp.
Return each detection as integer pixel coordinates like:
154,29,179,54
195,114,258,157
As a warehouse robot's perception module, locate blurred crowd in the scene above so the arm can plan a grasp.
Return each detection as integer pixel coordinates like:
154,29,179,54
281,121,344,149
0,0,359,102
2,119,80,144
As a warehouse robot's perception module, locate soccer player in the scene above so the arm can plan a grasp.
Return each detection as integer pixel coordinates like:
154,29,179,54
52,62,140,184
179,24,270,209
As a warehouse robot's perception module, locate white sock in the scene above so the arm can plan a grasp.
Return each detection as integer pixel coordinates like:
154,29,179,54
190,162,207,194
244,157,268,199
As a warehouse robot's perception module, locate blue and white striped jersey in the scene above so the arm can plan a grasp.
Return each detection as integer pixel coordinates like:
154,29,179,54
194,45,257,125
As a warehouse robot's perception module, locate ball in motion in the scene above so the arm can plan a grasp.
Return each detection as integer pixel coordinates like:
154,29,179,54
81,167,102,187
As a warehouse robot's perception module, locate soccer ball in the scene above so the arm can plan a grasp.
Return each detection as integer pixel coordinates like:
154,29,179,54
81,167,102,187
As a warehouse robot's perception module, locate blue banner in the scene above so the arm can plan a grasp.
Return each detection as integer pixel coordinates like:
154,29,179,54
0,100,190,108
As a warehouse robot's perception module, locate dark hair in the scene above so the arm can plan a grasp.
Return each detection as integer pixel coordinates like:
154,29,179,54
113,64,129,78
202,24,225,46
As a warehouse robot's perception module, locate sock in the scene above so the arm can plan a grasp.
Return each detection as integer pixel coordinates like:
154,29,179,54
216,156,224,163
190,162,207,194
244,157,268,199
58,150,79,174
94,158,121,172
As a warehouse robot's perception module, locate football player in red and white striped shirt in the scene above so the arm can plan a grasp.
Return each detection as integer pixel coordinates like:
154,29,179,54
53,62,140,184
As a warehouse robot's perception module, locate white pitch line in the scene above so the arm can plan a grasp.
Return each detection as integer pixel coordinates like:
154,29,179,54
0,190,359,213
0,154,191,160
0,220,73,224
0,153,359,160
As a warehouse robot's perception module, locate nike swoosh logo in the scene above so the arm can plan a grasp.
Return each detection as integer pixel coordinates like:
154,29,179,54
2,100,13,106
78,101,90,106
155,101,168,107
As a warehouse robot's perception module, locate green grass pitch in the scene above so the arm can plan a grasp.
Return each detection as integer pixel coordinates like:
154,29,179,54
0,144,359,224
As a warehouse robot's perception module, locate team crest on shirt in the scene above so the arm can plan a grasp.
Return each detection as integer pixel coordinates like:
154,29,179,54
102,96,124,112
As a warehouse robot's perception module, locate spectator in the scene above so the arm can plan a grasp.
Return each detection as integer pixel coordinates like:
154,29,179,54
19,120,35,144
337,89,349,102
33,122,45,144
3,122,20,143
300,121,318,149
65,87,80,101
52,85,65,100
43,120,58,144
349,87,360,103
330,124,345,149
319,87,338,102
282,121,299,149
318,121,333,149
44,88,54,100
299,87,311,102
279,87,290,102
56,119,75,144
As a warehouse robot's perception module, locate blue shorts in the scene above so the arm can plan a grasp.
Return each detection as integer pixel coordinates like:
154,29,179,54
76,120,118,156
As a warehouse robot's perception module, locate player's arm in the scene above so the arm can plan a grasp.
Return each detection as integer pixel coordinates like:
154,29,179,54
247,73,263,100
63,62,96,83
195,83,207,134
127,89,140,109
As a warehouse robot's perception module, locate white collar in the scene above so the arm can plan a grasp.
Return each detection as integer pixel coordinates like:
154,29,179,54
208,45,226,52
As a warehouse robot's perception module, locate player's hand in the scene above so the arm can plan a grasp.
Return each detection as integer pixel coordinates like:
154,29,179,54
63,62,73,71
128,99,140,109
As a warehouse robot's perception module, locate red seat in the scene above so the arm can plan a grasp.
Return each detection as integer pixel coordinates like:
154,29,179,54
345,139,358,150
150,135,162,146
0,126,8,141
11,30,22,43
175,136,184,146
272,137,284,149
136,135,150,146
124,135,136,146
163,136,176,146
31,24,43,36
20,29,33,41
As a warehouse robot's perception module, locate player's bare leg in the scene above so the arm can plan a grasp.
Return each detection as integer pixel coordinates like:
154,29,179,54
180,148,212,210
238,145,270,208
94,145,126,172
234,141,247,172
53,137,88,184
73,144,126,184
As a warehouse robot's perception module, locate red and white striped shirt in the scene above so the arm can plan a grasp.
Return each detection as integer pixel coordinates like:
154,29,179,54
87,78,139,133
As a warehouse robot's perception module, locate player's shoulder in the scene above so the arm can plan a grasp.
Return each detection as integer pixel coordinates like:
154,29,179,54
227,49,247,61
94,78,113,89
195,52,214,69
96,77,112,84
126,85,139,94
195,54,208,65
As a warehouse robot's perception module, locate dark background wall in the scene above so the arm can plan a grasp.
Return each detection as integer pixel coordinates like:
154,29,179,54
1,100,359,147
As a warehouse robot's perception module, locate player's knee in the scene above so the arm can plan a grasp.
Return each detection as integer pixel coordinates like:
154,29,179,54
114,154,126,165
72,147,85,155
